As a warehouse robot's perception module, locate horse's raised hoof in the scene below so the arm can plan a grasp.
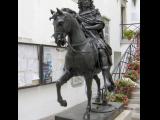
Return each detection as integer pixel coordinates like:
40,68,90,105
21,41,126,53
58,99,67,107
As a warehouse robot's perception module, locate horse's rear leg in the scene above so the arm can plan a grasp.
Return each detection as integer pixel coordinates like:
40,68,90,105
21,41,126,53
56,70,72,107
83,76,93,119
93,75,101,102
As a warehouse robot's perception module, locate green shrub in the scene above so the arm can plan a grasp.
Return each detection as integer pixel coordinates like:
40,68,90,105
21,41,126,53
123,29,136,40
114,78,137,97
124,70,139,82
128,61,140,71
107,93,128,105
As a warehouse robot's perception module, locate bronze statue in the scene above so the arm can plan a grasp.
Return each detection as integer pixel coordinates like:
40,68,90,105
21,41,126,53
49,0,115,118
77,0,115,92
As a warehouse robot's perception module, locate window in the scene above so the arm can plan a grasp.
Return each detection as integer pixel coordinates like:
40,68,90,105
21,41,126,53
121,6,126,39
103,17,110,45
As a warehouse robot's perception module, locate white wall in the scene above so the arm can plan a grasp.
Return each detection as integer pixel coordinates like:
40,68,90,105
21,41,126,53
18,0,78,45
94,0,121,52
18,0,122,51
120,41,131,55
126,0,140,23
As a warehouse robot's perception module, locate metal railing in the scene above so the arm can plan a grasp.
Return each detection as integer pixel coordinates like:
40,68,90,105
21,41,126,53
121,23,140,39
112,23,140,81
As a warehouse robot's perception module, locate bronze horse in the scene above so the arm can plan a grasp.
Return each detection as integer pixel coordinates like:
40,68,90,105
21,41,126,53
50,8,114,118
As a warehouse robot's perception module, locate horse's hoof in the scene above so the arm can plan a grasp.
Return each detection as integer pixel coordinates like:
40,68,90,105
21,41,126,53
83,112,90,120
58,99,67,107
108,85,115,92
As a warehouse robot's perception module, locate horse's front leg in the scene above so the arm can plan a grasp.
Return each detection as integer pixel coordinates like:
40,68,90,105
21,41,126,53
56,70,73,107
83,76,93,119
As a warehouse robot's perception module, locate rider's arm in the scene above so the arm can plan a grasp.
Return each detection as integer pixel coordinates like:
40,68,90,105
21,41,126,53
85,23,104,30
75,14,82,24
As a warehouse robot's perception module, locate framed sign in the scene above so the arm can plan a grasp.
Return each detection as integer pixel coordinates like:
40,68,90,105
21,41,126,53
42,46,66,83
18,44,39,88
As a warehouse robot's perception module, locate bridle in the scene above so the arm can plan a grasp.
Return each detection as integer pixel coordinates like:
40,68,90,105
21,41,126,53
53,31,90,53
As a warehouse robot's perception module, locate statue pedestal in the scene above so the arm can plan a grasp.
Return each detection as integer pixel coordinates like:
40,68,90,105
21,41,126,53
55,101,124,120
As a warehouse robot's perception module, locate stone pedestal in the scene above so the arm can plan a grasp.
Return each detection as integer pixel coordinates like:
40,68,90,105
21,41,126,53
55,101,124,120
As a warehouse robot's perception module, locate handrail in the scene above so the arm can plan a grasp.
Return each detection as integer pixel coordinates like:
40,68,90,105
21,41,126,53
120,23,140,25
112,23,140,81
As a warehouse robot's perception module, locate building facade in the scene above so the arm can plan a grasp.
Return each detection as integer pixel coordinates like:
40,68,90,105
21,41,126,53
18,0,140,120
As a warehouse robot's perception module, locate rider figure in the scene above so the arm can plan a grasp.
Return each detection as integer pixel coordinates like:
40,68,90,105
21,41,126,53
77,0,115,91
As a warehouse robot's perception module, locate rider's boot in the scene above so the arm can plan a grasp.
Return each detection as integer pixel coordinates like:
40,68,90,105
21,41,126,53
99,49,115,92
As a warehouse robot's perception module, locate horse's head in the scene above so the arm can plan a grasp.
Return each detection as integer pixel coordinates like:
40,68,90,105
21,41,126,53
50,8,74,47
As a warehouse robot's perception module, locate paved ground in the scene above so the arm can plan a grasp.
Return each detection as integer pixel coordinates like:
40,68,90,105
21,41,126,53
40,80,140,120
125,80,140,120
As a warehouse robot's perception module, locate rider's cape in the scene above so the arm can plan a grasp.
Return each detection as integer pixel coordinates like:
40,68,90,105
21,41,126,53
78,9,113,65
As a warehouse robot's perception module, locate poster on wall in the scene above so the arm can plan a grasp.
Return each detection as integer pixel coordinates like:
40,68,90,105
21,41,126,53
43,47,66,83
43,46,85,86
18,44,39,88
43,49,53,83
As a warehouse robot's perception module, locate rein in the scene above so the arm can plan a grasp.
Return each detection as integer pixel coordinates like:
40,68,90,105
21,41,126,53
54,32,91,53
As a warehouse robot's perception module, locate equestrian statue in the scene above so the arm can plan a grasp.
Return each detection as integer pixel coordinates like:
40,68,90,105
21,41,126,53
49,0,115,119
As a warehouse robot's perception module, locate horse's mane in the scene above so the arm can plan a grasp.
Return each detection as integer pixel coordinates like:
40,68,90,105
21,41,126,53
61,8,77,17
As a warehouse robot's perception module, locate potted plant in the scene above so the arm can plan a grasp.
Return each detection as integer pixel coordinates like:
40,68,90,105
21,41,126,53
107,93,129,106
128,61,140,71
124,70,139,82
123,29,135,40
114,78,137,98
107,78,137,106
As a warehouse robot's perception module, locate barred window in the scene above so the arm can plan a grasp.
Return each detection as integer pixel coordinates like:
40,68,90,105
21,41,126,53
103,18,110,45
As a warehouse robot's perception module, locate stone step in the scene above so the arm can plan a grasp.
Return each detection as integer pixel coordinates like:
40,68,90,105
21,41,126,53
131,112,140,120
131,96,140,100
114,110,132,120
136,84,140,89
132,91,140,97
134,107,140,113
127,104,140,109
132,89,140,93
129,98,140,104
131,107,140,113
136,79,140,83
40,115,55,120
126,104,140,113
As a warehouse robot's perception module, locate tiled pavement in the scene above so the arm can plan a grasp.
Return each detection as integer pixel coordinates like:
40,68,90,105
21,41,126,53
126,80,140,120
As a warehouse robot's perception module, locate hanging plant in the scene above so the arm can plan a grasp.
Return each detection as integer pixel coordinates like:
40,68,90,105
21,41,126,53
123,29,136,40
